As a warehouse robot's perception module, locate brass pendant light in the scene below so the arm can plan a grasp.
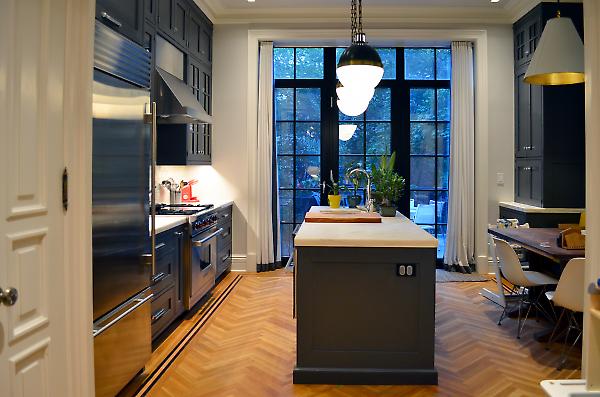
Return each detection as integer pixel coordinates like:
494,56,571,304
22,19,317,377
336,0,384,89
524,1,584,86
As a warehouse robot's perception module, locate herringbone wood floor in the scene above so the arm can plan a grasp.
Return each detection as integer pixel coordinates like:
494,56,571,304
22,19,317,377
143,273,581,397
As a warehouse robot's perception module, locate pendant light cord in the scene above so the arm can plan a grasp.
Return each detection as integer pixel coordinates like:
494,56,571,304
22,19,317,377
358,0,363,35
351,0,357,43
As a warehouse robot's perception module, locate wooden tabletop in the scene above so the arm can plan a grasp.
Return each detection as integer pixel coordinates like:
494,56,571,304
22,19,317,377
488,227,585,264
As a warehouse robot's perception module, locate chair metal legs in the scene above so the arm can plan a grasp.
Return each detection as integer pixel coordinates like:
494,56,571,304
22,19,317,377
497,285,552,339
557,311,582,370
546,308,566,350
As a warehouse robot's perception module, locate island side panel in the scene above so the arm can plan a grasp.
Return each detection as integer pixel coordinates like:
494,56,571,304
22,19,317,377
294,246,437,385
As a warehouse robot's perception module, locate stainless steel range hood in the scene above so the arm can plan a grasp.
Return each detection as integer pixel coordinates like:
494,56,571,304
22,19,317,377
156,66,212,125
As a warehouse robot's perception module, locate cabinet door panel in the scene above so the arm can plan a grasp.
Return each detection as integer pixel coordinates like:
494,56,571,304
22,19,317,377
529,83,543,157
173,0,187,45
96,0,144,44
515,66,531,158
157,0,173,34
144,0,156,23
200,22,212,64
188,13,202,59
530,161,542,205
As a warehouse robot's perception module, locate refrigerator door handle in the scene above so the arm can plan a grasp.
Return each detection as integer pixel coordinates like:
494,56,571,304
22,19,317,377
145,102,158,277
93,292,154,337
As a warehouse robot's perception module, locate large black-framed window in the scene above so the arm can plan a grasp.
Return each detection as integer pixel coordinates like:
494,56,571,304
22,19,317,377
274,46,451,261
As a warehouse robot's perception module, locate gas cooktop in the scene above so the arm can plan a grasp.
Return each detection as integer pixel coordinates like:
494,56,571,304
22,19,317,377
155,203,214,216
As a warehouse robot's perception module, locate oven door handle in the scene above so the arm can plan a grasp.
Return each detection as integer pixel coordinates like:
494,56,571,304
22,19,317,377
193,228,224,247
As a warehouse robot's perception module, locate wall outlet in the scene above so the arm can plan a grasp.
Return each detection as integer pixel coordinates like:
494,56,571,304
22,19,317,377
397,264,416,277
496,172,505,186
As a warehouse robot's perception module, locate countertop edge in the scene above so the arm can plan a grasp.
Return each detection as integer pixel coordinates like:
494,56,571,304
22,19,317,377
499,201,584,214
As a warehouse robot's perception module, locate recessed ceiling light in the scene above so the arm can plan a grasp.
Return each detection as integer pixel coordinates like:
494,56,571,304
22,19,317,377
248,0,255,2
491,0,500,3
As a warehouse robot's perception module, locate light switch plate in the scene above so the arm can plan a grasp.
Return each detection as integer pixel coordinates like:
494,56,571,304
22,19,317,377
496,173,505,186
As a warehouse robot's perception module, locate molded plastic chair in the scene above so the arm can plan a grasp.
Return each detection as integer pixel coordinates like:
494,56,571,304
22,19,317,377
414,204,435,232
493,238,558,338
545,258,585,370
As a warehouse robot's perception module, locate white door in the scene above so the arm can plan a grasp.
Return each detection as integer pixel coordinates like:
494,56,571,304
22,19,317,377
0,0,94,396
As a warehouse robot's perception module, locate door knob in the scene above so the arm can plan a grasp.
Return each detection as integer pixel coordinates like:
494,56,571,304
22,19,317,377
0,287,18,306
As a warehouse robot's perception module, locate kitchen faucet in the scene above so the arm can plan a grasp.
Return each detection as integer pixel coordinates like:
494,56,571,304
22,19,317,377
347,168,374,213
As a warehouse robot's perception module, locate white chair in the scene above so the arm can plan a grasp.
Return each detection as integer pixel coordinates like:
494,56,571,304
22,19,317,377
414,204,435,232
545,258,585,370
493,238,559,338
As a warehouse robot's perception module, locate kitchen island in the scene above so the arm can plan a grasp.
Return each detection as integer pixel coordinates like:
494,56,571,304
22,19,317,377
293,207,438,385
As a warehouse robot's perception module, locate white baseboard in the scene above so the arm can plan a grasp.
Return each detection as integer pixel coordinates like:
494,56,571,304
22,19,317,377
231,255,248,272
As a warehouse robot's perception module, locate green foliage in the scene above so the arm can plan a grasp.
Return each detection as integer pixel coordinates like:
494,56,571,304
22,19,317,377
324,170,346,196
370,151,406,206
345,166,365,196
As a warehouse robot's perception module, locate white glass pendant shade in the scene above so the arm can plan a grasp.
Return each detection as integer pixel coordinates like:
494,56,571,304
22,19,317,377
339,124,357,141
524,16,584,85
336,84,374,103
337,97,370,117
336,65,384,89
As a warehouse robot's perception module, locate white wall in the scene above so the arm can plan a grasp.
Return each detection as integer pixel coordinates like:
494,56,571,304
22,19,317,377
486,26,515,225
172,22,514,272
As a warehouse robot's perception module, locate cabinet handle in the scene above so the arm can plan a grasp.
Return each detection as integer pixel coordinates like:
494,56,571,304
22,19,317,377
174,231,183,237
156,242,166,251
221,253,231,262
222,231,230,238
101,11,122,28
151,308,169,322
174,27,178,32
523,167,532,171
152,272,168,284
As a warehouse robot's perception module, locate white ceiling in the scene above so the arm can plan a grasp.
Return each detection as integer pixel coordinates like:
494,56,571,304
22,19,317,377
197,0,580,24
216,0,507,9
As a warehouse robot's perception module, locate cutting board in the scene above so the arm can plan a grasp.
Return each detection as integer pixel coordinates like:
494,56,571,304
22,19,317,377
304,210,382,223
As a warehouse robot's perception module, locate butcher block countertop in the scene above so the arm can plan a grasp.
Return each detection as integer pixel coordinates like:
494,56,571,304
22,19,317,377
294,206,438,248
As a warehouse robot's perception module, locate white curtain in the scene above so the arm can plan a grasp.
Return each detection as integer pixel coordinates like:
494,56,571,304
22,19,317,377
444,41,475,273
256,41,281,270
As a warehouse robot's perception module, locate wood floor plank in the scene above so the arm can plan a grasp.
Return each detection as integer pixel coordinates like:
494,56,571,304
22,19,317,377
142,273,581,397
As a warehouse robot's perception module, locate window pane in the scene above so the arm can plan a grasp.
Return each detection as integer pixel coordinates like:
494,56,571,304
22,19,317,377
366,123,391,155
279,190,293,223
296,122,320,155
410,157,435,189
280,224,294,257
405,48,434,80
336,48,345,67
295,190,320,222
437,123,450,155
339,123,365,155
366,155,380,175
296,88,320,121
275,88,294,121
436,190,448,224
295,156,320,188
437,157,449,189
436,225,447,259
339,155,365,186
437,88,450,121
377,48,396,80
274,47,294,79
436,49,451,80
410,89,435,121
339,111,363,123
276,122,293,155
410,123,436,155
296,48,324,79
277,156,293,188
366,88,391,121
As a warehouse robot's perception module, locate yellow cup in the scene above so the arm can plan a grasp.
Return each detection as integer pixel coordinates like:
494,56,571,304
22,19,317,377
328,195,342,209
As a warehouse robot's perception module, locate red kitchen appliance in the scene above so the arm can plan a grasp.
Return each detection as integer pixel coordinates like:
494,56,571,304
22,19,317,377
181,179,199,202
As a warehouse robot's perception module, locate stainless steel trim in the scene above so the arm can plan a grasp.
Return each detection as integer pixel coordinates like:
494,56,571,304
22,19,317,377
155,67,213,124
146,102,158,277
100,11,122,27
152,272,168,284
151,308,168,322
93,292,154,337
193,228,223,247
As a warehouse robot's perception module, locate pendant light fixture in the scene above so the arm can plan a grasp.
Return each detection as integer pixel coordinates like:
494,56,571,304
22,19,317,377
339,124,358,141
336,0,384,89
336,81,373,117
524,1,584,85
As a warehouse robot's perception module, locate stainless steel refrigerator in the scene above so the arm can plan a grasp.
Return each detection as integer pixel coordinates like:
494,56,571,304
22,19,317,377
92,22,153,397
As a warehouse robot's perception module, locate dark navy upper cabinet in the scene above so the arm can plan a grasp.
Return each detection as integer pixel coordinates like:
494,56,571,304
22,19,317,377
144,0,157,24
513,2,585,208
96,0,144,44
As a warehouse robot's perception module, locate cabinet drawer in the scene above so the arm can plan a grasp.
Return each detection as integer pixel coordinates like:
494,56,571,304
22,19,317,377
217,206,232,224
153,238,177,292
217,244,232,278
218,222,232,248
151,285,177,338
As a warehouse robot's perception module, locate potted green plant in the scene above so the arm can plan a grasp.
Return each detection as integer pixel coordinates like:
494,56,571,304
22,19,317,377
345,166,364,208
323,170,345,209
370,152,406,217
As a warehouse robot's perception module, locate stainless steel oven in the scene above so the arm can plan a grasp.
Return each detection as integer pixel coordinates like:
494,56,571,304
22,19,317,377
186,213,222,309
